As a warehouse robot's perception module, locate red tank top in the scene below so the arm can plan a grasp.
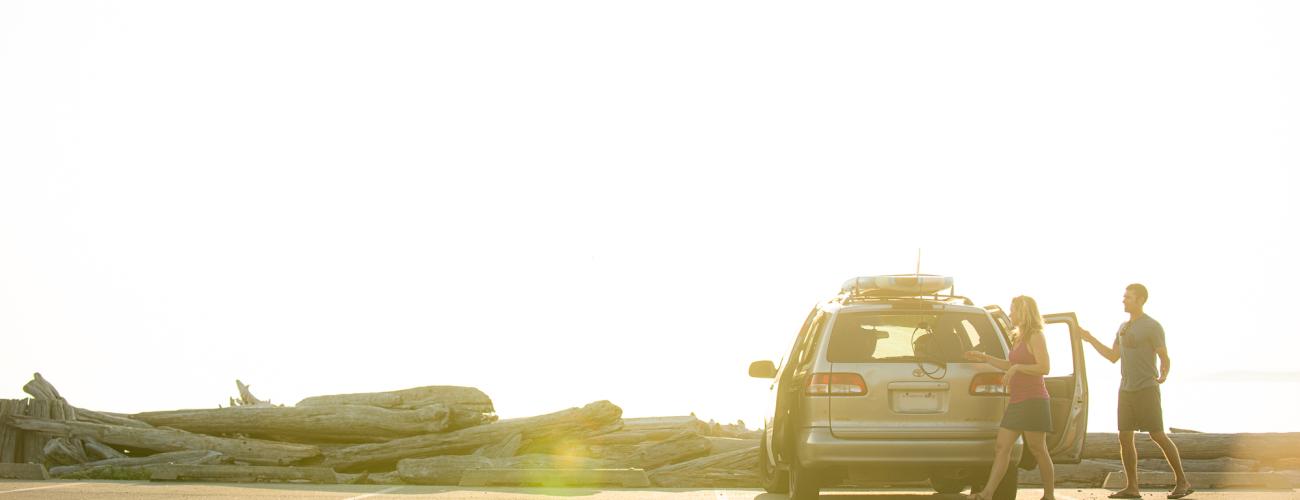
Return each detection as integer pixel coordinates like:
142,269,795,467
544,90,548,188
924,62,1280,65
1008,340,1050,403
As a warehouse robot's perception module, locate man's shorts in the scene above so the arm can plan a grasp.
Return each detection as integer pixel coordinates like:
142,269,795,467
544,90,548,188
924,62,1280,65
1118,385,1164,432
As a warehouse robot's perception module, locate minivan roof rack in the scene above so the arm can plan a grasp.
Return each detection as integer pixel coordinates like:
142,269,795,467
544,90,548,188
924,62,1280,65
836,292,975,306
835,274,972,305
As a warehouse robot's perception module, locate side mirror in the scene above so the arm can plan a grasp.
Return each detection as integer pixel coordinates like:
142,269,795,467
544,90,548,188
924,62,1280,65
749,360,777,379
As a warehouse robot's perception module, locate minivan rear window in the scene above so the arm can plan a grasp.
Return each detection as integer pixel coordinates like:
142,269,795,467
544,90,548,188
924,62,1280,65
826,311,1006,363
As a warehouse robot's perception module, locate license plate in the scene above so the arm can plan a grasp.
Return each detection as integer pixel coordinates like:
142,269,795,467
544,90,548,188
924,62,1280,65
896,391,941,412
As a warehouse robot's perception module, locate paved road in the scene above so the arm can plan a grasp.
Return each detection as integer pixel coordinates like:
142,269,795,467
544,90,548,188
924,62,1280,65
2,481,1297,500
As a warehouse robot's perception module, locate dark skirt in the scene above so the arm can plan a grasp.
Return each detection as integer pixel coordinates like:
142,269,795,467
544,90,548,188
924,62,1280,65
1001,398,1054,433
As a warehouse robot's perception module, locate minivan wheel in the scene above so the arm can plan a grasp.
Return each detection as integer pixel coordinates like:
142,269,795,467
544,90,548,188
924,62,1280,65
972,464,1018,500
991,465,1018,500
929,476,967,495
787,450,820,500
756,432,788,493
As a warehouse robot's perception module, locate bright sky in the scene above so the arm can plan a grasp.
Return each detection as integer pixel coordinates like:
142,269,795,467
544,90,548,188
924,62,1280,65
2,2,1297,434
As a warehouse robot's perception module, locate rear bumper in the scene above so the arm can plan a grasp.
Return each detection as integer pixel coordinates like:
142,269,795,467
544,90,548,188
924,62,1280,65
796,427,1022,469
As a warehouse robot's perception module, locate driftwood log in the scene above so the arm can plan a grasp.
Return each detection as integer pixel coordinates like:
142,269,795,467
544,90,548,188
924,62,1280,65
42,437,89,466
397,454,612,485
0,400,18,464
82,438,127,461
706,437,759,456
20,399,52,465
6,415,320,465
586,430,710,469
74,408,153,429
51,450,225,478
22,373,65,402
1089,457,1261,473
147,464,337,483
474,433,523,458
1083,432,1300,461
232,380,269,407
0,463,50,480
583,416,710,445
1020,459,1121,486
648,445,759,487
296,386,495,414
131,404,456,443
321,400,622,472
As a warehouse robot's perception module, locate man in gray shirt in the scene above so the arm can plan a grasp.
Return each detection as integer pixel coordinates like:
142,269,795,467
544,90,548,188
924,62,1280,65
1079,284,1193,499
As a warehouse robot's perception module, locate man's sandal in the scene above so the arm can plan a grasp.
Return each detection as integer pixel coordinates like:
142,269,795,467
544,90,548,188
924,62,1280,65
1168,488,1196,499
1107,492,1141,499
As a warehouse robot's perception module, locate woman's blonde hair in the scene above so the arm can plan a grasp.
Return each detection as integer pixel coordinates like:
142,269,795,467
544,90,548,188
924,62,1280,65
1009,295,1044,344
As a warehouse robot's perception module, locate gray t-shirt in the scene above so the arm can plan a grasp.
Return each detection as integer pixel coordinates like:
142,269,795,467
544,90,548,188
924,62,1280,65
1118,314,1166,392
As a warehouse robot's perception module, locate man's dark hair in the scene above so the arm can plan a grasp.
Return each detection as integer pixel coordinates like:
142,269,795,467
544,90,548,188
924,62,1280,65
1127,283,1149,305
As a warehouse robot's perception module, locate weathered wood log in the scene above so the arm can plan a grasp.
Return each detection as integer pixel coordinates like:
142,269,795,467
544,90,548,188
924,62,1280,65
0,463,49,480
0,399,20,463
147,464,337,483
1273,470,1300,488
46,401,87,466
586,431,710,470
1083,432,1300,461
233,380,269,407
21,399,52,465
706,419,758,439
50,450,224,478
580,416,711,446
75,407,153,428
82,438,128,461
397,454,613,485
131,404,452,443
448,406,498,430
43,437,89,466
22,373,64,401
705,437,759,456
1274,457,1300,470
647,445,758,488
6,415,320,466
1088,457,1259,473
474,432,523,458
367,471,404,484
1020,459,1120,487
296,385,495,414
321,400,622,473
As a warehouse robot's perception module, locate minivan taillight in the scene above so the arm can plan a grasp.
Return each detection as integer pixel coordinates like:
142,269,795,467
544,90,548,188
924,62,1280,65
970,372,1008,396
807,373,867,396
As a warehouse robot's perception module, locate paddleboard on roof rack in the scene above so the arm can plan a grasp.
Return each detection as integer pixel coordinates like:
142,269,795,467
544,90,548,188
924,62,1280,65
841,274,954,296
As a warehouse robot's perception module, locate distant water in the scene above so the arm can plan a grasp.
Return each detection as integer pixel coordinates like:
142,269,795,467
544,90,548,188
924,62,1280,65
1085,380,1300,433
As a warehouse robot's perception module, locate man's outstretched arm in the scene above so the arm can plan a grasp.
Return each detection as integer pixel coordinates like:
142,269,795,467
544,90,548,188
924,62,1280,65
1079,327,1121,363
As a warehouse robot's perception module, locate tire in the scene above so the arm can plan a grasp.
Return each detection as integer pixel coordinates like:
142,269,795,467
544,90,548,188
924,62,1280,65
991,465,1018,500
787,448,821,500
756,432,788,493
929,476,967,495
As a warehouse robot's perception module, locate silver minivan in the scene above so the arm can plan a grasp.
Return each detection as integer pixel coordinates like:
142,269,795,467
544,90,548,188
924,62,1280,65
749,275,1089,500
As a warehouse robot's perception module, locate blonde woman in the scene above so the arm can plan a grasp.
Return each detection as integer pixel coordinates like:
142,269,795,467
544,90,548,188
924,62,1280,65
963,295,1056,500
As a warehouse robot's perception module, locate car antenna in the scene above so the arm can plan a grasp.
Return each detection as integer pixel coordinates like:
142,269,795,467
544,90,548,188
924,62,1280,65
915,248,922,295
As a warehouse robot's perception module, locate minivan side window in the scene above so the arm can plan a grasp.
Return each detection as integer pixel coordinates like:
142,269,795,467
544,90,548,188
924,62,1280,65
781,309,820,379
793,313,827,374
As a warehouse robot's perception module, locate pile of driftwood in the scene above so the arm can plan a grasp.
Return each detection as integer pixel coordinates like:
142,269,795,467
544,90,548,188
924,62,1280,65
4,373,1298,489
0,373,761,486
1019,431,1300,489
